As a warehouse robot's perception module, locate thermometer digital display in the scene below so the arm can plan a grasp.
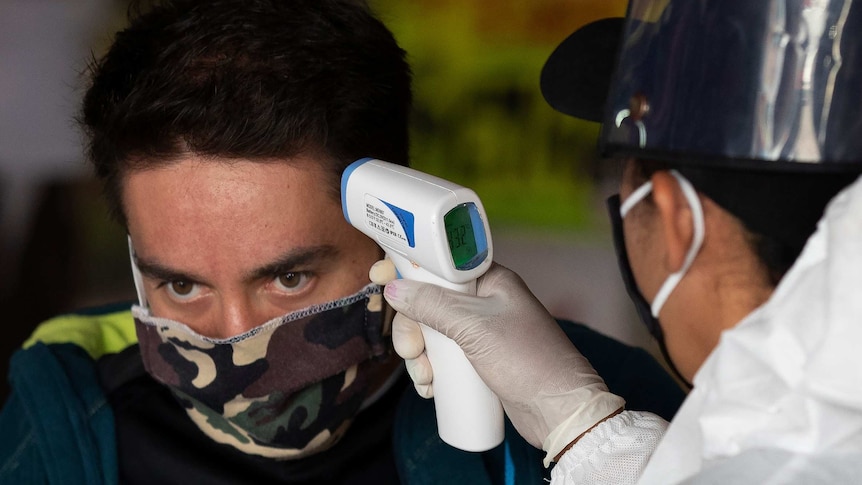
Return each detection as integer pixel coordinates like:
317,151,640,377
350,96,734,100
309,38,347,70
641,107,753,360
341,158,504,452
444,203,488,270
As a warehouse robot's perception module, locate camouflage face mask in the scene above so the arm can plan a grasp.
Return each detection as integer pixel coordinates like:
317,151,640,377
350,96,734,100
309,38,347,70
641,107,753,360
132,284,391,459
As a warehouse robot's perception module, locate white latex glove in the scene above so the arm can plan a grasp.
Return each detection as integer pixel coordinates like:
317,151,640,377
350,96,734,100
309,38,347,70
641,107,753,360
369,259,435,398
370,260,625,463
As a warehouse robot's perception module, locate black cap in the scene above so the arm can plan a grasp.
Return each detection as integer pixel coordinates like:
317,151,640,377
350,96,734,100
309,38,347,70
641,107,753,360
540,17,624,123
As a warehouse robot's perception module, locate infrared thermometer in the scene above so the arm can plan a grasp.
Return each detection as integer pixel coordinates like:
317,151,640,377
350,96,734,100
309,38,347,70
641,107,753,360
341,158,504,452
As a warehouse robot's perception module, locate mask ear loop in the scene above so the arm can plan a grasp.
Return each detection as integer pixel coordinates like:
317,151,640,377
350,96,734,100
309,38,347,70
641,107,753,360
648,171,705,318
620,180,654,216
619,170,705,318
128,236,148,308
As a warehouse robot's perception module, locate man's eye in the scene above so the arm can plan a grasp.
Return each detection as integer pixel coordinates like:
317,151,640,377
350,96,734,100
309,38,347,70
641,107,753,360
275,272,310,292
166,280,200,300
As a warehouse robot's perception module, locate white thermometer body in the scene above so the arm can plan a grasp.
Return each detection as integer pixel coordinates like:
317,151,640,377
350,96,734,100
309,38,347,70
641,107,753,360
341,158,504,452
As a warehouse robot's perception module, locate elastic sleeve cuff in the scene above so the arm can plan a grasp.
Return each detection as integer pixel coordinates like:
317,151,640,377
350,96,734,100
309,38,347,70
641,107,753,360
542,390,626,467
551,411,668,484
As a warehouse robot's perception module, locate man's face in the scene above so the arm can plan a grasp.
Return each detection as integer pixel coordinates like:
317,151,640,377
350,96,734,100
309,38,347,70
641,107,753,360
123,154,382,339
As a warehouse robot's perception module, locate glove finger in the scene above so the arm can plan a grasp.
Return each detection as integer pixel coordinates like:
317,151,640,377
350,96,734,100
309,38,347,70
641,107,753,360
415,383,434,399
369,258,398,285
476,262,530,299
392,313,425,359
383,279,484,342
405,353,433,386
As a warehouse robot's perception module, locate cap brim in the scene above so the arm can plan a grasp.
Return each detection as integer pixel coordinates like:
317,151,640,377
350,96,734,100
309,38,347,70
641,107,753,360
540,17,625,122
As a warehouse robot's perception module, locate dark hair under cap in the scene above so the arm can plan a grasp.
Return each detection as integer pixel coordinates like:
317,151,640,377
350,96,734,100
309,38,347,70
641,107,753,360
634,160,859,282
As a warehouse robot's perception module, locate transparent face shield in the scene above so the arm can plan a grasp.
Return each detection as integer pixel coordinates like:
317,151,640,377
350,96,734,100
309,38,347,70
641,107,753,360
601,0,862,168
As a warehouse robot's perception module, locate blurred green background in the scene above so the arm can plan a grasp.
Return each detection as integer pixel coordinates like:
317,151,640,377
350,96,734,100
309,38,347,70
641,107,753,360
374,0,626,231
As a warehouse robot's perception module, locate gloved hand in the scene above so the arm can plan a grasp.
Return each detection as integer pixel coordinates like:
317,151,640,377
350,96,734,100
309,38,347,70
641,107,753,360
369,258,435,398
370,260,625,463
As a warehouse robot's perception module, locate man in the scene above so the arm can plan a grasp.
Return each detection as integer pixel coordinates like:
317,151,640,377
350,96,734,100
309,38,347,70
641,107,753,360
377,0,862,483
0,0,411,482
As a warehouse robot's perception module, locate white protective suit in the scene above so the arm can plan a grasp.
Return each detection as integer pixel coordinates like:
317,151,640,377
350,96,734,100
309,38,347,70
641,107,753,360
552,174,862,484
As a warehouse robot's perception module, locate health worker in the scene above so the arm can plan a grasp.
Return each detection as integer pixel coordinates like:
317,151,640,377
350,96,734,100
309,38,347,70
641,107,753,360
374,0,862,483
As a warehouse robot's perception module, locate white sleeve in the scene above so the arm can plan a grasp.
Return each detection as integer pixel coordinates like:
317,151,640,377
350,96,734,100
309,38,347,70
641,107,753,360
550,410,668,485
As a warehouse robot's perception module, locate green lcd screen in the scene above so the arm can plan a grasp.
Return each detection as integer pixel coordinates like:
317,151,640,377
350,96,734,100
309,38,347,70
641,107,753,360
444,203,488,270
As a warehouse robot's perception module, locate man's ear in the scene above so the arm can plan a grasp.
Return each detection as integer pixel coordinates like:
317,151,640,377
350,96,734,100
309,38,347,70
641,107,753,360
651,171,694,273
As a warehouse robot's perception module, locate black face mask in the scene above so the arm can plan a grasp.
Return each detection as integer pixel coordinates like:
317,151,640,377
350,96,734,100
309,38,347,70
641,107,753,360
607,194,692,389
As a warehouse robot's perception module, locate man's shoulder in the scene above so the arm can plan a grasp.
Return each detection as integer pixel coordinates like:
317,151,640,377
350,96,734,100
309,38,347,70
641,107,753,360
0,305,127,484
555,319,686,420
23,302,137,360
554,319,638,350
553,318,662,369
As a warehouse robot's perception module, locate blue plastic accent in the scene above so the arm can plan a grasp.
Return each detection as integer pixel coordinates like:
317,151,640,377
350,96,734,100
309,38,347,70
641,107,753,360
465,204,490,269
341,157,375,223
382,200,416,247
504,440,515,485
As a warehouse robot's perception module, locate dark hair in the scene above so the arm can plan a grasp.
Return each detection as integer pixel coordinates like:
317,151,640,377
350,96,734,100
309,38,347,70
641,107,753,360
632,159,859,285
82,0,412,225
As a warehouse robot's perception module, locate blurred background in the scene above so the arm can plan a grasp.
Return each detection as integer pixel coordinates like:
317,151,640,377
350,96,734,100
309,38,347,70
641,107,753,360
0,0,658,403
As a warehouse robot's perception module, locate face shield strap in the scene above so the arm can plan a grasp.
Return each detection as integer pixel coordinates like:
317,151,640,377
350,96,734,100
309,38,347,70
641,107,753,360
621,170,705,318
127,236,148,308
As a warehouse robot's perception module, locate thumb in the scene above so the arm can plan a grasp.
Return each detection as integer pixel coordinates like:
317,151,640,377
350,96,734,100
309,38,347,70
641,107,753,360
383,279,484,343
369,257,398,286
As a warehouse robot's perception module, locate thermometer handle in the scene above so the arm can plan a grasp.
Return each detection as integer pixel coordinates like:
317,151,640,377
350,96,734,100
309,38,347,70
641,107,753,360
388,252,505,452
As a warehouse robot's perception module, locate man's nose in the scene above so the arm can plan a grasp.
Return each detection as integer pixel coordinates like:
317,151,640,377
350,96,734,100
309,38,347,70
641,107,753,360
214,294,262,339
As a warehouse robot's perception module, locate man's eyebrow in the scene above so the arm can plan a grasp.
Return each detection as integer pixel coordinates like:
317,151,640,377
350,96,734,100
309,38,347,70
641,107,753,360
134,257,207,285
247,245,339,280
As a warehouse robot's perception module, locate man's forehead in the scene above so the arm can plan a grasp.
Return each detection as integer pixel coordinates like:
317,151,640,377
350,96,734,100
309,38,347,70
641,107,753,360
123,156,351,271
124,156,336,211
121,153,337,199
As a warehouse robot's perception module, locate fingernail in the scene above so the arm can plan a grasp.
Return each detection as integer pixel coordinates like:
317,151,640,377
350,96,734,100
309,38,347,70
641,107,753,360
384,281,401,302
416,384,433,399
